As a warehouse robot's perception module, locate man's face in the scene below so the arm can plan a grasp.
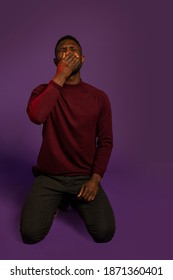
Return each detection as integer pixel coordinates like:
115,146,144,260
56,39,84,76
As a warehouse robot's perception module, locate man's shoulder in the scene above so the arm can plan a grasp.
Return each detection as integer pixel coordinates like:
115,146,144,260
32,83,48,91
82,81,108,98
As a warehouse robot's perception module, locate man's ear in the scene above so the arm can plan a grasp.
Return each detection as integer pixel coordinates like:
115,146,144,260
82,55,85,65
54,58,58,66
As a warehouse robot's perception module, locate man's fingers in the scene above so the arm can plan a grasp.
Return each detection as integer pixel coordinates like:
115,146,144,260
63,53,79,64
77,185,90,200
87,194,95,202
77,185,85,198
78,188,97,202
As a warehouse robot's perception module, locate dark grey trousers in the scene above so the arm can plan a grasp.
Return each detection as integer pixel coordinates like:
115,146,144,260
20,175,115,244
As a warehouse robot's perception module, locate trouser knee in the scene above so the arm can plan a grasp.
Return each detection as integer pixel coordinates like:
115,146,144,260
20,225,47,244
91,224,116,243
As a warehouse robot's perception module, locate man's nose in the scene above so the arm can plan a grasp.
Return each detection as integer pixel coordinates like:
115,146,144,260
65,48,73,55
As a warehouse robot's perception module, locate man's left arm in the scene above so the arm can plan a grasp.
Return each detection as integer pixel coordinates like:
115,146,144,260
77,94,113,202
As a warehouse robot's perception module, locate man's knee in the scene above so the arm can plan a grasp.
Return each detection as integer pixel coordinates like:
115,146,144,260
20,224,47,244
91,223,116,243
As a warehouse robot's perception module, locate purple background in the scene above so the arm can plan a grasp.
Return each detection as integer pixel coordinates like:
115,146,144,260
0,0,173,259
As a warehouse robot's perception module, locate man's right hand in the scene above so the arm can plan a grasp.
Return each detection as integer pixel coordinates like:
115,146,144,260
52,53,80,86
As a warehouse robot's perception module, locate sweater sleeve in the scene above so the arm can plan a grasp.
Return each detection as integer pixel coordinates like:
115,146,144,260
27,80,62,124
92,94,113,177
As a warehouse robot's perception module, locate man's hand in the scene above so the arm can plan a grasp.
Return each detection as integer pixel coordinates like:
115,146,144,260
52,53,80,86
77,174,101,202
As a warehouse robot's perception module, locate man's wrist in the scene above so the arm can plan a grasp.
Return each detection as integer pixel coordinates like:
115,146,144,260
90,173,101,184
52,73,67,87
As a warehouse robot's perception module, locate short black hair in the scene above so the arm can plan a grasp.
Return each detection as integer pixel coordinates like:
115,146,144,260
54,35,82,58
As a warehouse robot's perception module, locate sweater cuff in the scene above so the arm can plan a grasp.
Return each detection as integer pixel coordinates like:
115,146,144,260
49,80,63,91
92,168,104,178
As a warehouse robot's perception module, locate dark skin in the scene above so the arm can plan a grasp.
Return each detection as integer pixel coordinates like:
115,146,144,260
52,39,101,202
53,39,83,86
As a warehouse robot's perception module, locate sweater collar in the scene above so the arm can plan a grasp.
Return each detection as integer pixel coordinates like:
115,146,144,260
64,79,83,89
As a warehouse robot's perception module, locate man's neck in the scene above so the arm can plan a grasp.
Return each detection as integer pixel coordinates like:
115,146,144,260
65,72,81,85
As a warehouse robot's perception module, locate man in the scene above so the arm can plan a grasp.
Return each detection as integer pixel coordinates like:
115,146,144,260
20,35,115,244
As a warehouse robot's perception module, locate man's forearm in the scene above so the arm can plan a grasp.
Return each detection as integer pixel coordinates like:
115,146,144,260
52,72,67,87
27,82,61,124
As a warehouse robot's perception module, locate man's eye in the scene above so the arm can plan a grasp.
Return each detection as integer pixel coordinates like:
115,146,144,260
58,48,66,53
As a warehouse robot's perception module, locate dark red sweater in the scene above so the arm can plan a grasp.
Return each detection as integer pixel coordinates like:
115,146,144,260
27,80,113,177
